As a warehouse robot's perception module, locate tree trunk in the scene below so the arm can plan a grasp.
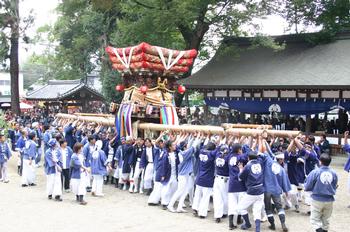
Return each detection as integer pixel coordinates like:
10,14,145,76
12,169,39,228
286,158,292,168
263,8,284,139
10,0,20,116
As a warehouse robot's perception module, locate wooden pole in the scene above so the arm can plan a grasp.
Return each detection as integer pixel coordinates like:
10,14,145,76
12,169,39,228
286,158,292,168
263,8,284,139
226,128,301,138
221,123,272,129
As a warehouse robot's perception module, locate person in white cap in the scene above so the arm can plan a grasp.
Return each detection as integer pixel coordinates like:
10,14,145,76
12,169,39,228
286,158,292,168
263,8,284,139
44,139,63,201
91,140,110,197
21,132,38,187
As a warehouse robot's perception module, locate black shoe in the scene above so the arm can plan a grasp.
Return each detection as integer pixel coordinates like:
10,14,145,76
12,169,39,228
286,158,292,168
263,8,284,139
48,195,52,200
222,214,228,219
162,205,167,210
76,195,79,202
148,203,158,206
281,223,288,232
315,229,323,232
29,183,36,186
55,196,63,202
114,183,119,188
215,218,221,223
193,210,198,217
237,215,243,225
21,184,28,187
307,211,311,216
199,216,206,219
269,224,276,230
229,225,237,230
86,187,92,192
146,189,152,196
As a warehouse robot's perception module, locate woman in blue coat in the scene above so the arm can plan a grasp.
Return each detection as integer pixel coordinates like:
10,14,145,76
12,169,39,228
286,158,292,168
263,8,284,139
70,143,89,205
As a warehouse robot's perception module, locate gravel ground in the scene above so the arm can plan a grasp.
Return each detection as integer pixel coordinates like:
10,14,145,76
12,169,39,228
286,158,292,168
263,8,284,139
0,155,349,232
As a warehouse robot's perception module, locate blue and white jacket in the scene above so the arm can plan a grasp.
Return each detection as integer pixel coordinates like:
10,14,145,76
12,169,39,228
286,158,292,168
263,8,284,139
0,142,11,163
305,166,338,202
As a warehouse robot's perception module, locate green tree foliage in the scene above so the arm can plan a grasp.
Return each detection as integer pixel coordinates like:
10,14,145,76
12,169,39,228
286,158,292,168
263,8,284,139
0,0,33,115
277,0,350,34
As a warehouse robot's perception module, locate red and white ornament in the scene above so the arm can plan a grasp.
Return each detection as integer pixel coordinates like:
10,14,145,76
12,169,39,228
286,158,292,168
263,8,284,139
140,85,148,94
115,84,125,92
178,85,186,94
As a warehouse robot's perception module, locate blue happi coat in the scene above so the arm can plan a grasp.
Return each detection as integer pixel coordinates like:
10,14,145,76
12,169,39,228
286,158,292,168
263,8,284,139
57,147,73,169
82,143,94,167
195,148,217,188
23,139,37,160
239,158,265,195
261,153,291,195
228,152,248,193
343,144,350,172
44,148,61,175
70,153,83,179
159,151,179,184
0,142,11,163
91,150,108,176
305,166,338,202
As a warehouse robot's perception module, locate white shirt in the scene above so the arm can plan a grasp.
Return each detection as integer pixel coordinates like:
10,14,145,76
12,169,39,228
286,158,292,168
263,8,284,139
61,148,68,169
146,147,153,163
169,152,176,177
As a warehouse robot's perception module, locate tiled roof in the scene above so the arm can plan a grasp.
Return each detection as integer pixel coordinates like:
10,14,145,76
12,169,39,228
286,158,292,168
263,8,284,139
26,79,104,101
182,32,350,89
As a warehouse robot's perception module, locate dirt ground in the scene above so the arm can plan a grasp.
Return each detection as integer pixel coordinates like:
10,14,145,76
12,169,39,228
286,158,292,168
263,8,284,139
0,156,349,232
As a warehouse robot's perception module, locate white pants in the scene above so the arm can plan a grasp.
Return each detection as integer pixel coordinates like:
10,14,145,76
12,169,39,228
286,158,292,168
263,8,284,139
21,159,36,185
168,174,189,210
129,161,143,192
0,162,8,182
143,163,154,190
305,191,312,206
213,176,229,218
71,172,88,196
311,200,333,230
237,193,264,220
192,185,213,217
148,181,163,204
161,176,178,205
92,175,104,195
113,166,119,179
228,192,247,221
46,172,62,197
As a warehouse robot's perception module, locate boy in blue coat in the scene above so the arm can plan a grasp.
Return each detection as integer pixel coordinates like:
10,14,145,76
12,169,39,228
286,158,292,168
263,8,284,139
237,148,265,232
305,153,338,232
57,139,73,192
192,137,218,218
262,151,290,232
0,131,12,183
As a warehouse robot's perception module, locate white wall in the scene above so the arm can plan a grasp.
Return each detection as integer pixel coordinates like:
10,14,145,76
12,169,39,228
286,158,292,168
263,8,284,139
0,72,24,97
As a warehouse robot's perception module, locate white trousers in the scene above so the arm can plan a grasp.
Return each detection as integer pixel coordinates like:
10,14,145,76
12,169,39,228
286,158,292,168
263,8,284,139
0,162,8,182
310,200,333,230
129,161,144,192
228,192,247,214
237,193,264,220
46,172,62,196
71,172,87,196
92,174,104,195
305,191,312,206
113,166,119,179
143,163,154,190
192,185,213,217
148,181,163,204
21,159,36,185
161,176,178,205
213,176,229,218
168,174,189,210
